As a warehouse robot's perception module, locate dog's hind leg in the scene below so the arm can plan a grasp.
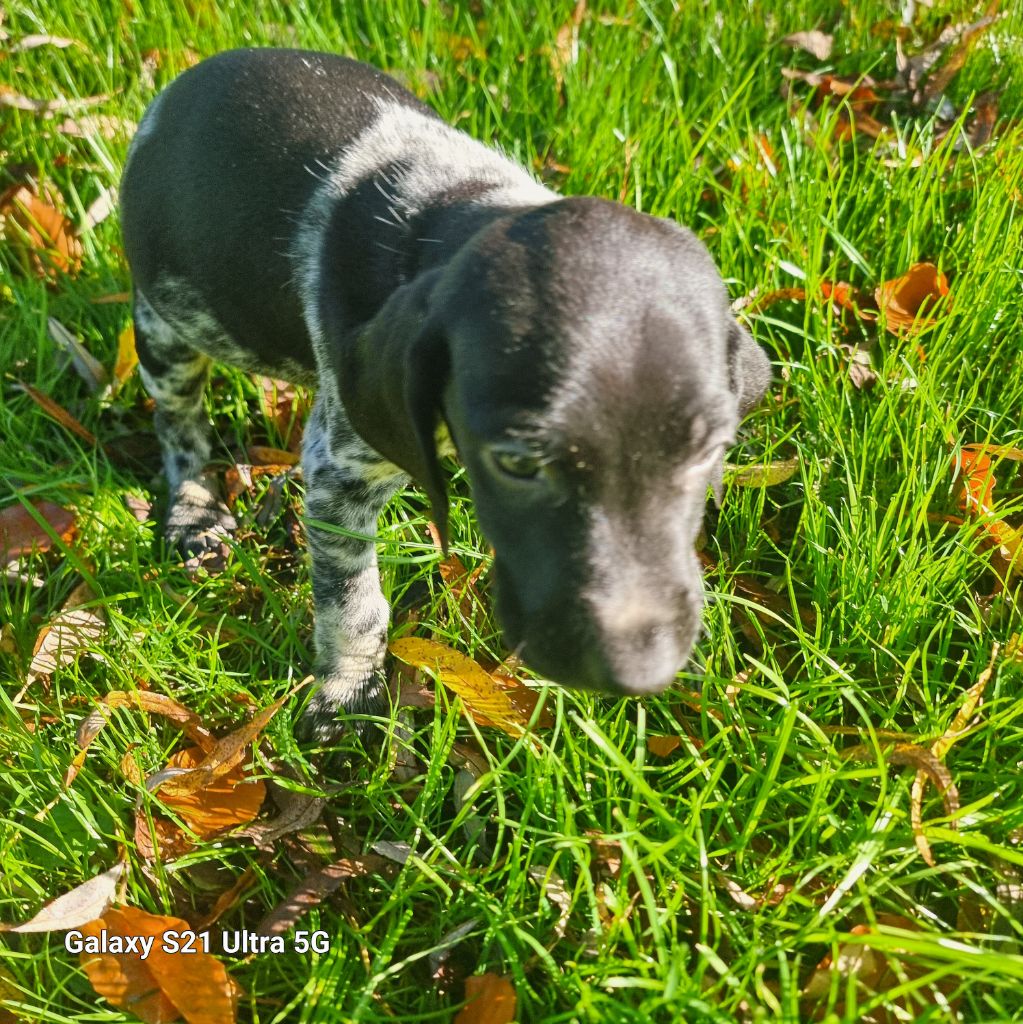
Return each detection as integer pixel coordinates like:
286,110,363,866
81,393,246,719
298,390,406,742
134,289,237,567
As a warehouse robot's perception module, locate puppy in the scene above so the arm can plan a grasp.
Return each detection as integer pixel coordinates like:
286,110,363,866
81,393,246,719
120,48,771,740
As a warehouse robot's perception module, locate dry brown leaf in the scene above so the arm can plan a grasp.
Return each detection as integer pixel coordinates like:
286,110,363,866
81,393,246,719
82,185,117,231
236,787,326,849
0,86,110,114
155,689,293,799
48,317,108,391
58,114,136,140
14,380,97,447
454,974,517,1024
910,645,999,864
247,445,299,467
0,863,123,933
223,463,295,506
0,499,76,560
0,183,82,276
390,637,543,738
27,581,105,685
548,0,587,93
257,377,309,452
801,913,954,1021
874,262,950,335
256,855,391,937
193,868,258,932
782,29,833,60
154,745,266,838
647,735,683,757
9,33,78,51
80,906,237,1024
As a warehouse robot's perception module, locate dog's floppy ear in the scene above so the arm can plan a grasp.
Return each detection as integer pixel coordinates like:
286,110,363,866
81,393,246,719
727,319,772,416
335,270,452,549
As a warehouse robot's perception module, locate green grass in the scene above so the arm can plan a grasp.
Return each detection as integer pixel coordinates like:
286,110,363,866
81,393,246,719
2,0,1023,1021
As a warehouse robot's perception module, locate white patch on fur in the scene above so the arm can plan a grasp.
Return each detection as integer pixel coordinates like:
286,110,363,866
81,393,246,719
293,100,558,364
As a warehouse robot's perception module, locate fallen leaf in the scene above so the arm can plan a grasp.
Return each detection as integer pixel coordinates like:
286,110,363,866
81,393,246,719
0,86,111,114
9,33,78,51
782,29,833,60
454,974,517,1024
0,499,76,560
389,637,540,738
151,744,266,839
910,645,998,864
954,443,1023,575
247,445,299,467
874,262,950,335
0,182,82,277
14,380,97,447
58,114,137,140
223,463,295,506
647,735,683,757
48,317,108,391
236,785,326,849
548,0,587,95
110,323,139,394
255,855,391,937
257,377,309,452
193,869,258,932
0,863,123,933
80,906,237,1024
801,913,954,1021
155,688,295,799
27,581,105,685
725,456,800,487
82,186,117,230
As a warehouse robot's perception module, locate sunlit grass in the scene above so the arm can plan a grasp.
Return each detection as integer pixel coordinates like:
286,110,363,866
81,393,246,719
1,1,1022,1021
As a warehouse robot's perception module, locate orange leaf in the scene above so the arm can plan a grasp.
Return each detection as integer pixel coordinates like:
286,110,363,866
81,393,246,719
247,445,300,467
155,690,292,799
79,906,237,1024
157,745,266,838
647,735,683,757
390,637,540,738
0,499,76,560
874,262,950,336
0,182,83,277
454,974,517,1024
954,443,1023,574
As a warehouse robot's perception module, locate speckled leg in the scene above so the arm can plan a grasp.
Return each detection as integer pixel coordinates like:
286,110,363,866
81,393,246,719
297,389,406,742
135,288,236,567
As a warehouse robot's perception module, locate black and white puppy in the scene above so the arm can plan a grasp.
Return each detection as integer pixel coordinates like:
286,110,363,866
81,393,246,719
120,48,771,740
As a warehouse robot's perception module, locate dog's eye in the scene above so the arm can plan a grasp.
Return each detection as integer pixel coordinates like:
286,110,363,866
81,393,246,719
490,447,544,481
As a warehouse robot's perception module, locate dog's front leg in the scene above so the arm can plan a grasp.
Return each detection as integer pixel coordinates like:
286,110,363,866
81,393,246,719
298,393,406,742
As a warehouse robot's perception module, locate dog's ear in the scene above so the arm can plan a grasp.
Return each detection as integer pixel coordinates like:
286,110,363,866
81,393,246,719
727,319,772,417
335,270,452,549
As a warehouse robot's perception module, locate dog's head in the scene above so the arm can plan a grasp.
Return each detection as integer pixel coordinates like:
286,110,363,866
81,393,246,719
338,196,770,695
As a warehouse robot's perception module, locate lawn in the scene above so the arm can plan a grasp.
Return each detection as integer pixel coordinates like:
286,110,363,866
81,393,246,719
1,0,1022,1021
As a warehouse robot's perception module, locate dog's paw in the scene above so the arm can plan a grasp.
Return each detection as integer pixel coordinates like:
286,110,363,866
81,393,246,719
297,670,389,745
165,479,237,571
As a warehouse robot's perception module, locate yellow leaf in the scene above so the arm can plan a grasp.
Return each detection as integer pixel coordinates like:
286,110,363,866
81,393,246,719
725,456,799,487
112,323,138,391
389,637,531,738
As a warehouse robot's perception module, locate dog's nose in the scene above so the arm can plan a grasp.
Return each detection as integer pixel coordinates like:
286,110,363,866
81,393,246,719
578,618,694,696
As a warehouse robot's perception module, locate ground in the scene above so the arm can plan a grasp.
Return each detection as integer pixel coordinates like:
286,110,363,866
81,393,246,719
1,1,1022,1022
